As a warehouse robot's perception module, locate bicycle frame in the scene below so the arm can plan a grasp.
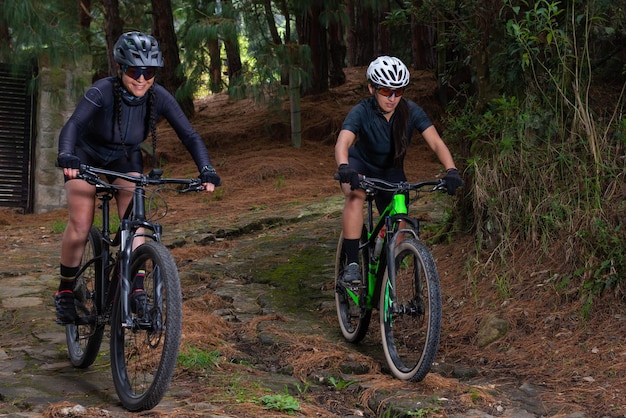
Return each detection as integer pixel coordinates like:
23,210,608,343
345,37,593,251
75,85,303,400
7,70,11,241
64,164,203,410
349,190,422,311
75,166,193,329
71,185,155,329
334,175,446,381
116,183,163,328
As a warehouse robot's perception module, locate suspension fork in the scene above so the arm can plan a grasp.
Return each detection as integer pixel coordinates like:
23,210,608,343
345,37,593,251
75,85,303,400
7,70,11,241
118,219,134,328
383,193,408,305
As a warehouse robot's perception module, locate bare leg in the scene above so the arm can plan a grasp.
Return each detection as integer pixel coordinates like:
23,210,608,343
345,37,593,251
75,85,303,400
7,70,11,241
60,180,96,268
341,183,366,240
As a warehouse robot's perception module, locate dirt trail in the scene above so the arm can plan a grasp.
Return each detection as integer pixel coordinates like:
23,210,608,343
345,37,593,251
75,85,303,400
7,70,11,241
0,68,622,416
0,192,562,418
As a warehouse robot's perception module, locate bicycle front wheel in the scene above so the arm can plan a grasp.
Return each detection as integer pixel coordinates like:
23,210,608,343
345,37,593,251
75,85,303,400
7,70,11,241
380,238,442,382
66,226,105,368
109,241,183,411
335,227,371,343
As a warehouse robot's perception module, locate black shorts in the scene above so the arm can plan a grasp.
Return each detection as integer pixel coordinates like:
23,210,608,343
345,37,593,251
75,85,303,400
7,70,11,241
348,157,407,214
66,147,143,183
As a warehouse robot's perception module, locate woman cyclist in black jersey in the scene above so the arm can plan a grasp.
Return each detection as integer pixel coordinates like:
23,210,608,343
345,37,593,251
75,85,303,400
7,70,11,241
335,56,463,285
54,31,221,324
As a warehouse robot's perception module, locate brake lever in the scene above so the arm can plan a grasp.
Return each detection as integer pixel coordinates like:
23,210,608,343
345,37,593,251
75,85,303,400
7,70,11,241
433,180,448,192
181,180,205,193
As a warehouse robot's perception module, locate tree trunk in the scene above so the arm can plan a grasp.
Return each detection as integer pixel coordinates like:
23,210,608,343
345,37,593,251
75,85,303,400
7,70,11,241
221,0,243,95
262,0,287,85
262,0,281,44
289,63,301,148
344,0,356,66
79,0,91,36
412,22,437,70
298,1,327,95
377,4,391,56
101,0,123,77
151,0,194,117
353,2,373,65
328,18,346,87
207,36,221,93
435,18,447,105
0,0,9,62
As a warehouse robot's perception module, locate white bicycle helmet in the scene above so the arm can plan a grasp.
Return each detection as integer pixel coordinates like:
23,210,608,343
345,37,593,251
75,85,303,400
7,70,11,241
114,31,164,67
366,56,409,88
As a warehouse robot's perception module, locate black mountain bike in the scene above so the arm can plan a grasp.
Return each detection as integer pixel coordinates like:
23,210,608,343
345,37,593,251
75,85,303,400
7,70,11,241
335,175,446,382
63,164,203,411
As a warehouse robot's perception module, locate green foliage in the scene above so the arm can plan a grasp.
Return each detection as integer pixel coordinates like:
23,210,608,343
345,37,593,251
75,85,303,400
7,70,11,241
327,376,356,390
257,393,300,413
50,219,67,234
0,0,90,67
178,345,221,372
177,0,227,95
447,0,626,311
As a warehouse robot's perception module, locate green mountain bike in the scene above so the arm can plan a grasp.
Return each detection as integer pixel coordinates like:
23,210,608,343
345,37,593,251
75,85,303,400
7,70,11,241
63,165,203,411
335,175,446,382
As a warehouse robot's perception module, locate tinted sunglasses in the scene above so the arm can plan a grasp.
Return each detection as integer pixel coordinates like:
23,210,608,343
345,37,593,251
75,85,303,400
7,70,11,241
122,65,157,81
376,86,405,98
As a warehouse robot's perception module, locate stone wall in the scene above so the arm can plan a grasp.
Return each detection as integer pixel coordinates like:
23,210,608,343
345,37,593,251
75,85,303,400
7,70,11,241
33,60,91,213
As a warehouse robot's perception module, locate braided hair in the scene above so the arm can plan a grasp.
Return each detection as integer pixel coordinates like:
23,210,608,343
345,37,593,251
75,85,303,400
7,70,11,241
112,76,159,167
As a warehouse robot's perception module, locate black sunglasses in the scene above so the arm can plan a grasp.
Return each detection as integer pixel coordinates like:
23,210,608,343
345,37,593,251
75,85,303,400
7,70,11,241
122,65,158,81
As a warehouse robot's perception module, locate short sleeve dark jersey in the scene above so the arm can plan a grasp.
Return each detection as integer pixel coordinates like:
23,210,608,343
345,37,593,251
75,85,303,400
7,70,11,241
58,77,211,170
341,97,433,171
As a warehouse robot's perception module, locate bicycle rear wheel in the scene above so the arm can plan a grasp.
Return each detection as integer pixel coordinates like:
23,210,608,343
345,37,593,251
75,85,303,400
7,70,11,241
66,226,105,368
109,241,183,411
380,237,442,382
335,227,371,343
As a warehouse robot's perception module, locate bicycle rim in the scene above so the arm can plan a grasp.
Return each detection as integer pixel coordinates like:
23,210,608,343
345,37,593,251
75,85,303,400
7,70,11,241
335,228,371,343
66,226,105,368
380,238,442,382
109,241,182,411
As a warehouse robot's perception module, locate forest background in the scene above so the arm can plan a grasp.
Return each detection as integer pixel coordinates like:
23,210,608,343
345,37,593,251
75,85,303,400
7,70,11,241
1,0,626,315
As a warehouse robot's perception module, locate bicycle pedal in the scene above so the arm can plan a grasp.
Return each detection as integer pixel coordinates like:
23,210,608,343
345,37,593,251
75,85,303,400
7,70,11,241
343,283,365,292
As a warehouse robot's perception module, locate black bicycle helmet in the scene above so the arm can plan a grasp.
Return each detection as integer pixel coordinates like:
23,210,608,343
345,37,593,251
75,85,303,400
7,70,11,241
366,56,409,88
113,31,164,67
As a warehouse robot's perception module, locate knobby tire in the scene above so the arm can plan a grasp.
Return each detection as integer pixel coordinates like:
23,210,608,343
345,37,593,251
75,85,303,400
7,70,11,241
66,226,105,368
109,241,183,411
380,237,442,382
335,228,371,343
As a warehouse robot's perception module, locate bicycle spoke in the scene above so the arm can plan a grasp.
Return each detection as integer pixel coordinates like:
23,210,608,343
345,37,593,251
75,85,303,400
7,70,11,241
110,242,182,411
381,238,441,382
65,226,105,369
335,229,371,343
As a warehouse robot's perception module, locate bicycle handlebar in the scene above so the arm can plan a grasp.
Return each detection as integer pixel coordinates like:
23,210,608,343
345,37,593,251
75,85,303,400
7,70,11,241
78,164,204,193
333,173,447,193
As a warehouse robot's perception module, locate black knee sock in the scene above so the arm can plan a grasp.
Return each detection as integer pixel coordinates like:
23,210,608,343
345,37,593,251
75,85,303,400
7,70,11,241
133,269,146,291
59,264,80,292
343,238,360,265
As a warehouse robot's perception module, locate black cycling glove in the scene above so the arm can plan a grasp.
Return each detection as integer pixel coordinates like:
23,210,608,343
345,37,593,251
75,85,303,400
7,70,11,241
56,153,81,169
443,168,464,195
200,165,222,186
337,164,360,191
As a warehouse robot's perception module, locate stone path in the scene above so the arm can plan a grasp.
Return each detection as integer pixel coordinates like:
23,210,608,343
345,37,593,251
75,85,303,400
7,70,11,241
0,198,591,417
